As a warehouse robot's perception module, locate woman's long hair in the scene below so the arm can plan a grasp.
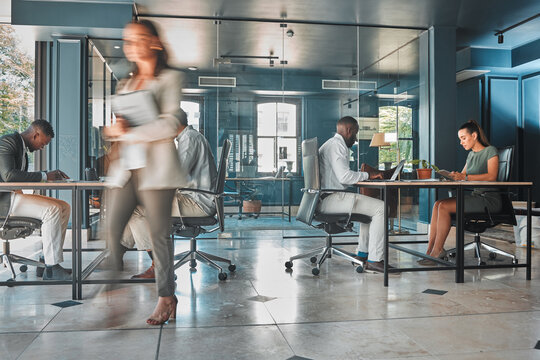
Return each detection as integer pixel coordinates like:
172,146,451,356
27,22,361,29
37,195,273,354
130,19,169,77
459,119,490,147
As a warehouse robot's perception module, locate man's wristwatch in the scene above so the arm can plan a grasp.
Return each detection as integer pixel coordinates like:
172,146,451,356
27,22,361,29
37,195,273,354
465,174,468,181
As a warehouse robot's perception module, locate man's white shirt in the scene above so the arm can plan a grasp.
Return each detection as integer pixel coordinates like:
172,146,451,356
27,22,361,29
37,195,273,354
318,133,368,190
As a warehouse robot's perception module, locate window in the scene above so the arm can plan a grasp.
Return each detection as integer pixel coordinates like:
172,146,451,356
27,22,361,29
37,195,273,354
378,105,413,170
256,101,299,174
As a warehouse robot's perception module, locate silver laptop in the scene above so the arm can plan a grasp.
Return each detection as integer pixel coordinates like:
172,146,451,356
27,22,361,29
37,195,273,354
363,159,406,182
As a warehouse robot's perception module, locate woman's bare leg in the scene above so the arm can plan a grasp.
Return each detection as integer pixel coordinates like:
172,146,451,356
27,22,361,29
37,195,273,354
430,198,456,257
426,201,441,255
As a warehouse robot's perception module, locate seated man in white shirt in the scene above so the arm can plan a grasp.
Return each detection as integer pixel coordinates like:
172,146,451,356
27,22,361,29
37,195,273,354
318,116,387,273
119,118,218,279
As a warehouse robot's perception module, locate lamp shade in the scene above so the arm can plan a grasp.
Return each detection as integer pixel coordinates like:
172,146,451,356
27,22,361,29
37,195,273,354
370,132,391,147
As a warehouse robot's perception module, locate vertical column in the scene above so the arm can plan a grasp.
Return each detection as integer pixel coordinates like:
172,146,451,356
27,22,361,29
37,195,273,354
418,27,457,224
49,37,88,226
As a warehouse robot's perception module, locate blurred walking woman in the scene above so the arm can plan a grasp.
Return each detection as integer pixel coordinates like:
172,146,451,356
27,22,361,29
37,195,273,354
104,20,186,325
420,120,501,265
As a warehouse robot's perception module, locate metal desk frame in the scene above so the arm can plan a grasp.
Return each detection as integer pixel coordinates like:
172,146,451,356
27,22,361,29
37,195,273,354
355,180,533,286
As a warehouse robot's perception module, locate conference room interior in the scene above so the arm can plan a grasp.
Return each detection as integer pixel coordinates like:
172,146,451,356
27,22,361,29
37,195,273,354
1,1,540,359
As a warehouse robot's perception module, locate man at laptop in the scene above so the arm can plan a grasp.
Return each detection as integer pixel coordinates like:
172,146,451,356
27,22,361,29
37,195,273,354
318,116,387,273
0,120,71,280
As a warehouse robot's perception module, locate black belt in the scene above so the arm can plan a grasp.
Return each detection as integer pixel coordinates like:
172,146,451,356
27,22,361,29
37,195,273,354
320,193,330,200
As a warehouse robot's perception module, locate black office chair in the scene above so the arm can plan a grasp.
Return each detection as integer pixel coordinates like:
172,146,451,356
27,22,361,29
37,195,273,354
170,139,236,281
284,138,369,275
448,146,518,265
0,208,44,283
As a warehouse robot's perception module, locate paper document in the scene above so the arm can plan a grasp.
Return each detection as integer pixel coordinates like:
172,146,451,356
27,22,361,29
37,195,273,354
436,169,454,181
111,90,159,127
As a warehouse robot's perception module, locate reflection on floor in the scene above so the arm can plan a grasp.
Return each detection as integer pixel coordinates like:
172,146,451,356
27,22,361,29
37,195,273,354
1,216,539,360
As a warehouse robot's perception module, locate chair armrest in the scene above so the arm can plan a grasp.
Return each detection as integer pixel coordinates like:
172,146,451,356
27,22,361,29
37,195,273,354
178,188,217,196
320,188,357,194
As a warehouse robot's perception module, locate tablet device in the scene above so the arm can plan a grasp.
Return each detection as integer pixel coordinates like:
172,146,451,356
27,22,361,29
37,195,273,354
436,169,454,181
111,90,159,127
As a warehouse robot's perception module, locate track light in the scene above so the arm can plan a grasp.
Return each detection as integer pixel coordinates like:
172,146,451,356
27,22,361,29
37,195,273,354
498,34,504,44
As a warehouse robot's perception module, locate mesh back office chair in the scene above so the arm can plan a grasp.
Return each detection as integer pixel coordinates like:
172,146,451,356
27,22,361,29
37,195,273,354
448,146,517,265
0,205,44,283
171,139,236,281
284,138,370,275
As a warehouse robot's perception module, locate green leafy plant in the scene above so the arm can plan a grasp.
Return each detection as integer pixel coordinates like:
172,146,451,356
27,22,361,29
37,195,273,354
245,187,261,201
410,159,440,172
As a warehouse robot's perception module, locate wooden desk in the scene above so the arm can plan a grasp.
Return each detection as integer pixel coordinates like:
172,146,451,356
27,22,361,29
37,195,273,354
355,180,533,286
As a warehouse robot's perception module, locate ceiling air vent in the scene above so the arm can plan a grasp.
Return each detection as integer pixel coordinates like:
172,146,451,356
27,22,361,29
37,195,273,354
322,79,377,91
198,76,236,88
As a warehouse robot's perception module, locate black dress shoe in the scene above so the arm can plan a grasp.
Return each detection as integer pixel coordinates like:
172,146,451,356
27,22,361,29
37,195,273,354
36,255,45,277
365,260,393,273
43,264,72,280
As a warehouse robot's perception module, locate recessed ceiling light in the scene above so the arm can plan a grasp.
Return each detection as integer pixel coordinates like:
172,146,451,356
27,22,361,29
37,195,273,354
188,66,198,71
114,45,120,49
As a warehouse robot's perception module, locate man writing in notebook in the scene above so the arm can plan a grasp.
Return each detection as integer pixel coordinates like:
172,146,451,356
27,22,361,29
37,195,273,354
318,116,388,273
0,120,71,280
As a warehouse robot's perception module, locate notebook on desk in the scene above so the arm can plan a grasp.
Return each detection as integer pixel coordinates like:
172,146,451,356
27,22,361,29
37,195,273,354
361,160,406,182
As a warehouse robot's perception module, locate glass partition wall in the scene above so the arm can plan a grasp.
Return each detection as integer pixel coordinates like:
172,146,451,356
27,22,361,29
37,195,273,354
87,19,425,233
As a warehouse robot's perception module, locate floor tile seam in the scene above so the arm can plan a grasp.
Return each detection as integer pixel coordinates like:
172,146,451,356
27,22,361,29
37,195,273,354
155,325,163,360
24,327,162,334
15,307,63,360
271,309,539,327
274,322,303,358
14,332,40,360
160,323,282,331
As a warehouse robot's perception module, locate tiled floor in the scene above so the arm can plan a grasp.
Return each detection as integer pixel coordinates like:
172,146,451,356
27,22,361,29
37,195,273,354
1,218,540,359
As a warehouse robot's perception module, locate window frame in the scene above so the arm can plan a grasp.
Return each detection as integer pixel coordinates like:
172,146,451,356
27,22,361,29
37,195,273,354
255,97,301,176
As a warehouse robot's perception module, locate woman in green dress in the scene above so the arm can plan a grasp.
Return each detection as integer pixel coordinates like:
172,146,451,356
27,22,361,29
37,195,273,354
420,120,501,264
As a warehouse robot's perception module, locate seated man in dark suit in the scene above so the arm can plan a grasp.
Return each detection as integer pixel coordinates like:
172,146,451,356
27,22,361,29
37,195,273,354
0,120,71,280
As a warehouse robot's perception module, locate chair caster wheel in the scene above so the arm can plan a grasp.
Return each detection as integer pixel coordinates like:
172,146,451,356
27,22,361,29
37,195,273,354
189,260,197,268
6,278,15,287
174,274,178,280
310,256,317,263
512,258,518,264
19,265,28,272
312,268,320,276
355,265,364,273
448,252,456,258
228,264,236,272
489,252,497,260
218,272,227,281
480,261,486,266
285,261,293,269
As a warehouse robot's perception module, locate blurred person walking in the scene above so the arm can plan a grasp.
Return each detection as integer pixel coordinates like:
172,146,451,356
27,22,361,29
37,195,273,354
104,20,187,325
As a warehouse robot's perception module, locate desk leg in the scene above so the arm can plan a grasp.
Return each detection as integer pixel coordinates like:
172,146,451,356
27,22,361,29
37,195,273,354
456,186,464,283
288,180,292,222
527,187,532,280
76,188,83,300
71,189,78,300
384,187,389,287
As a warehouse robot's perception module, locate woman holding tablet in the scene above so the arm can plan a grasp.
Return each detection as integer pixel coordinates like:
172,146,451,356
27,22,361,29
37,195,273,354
419,120,501,265
104,20,186,324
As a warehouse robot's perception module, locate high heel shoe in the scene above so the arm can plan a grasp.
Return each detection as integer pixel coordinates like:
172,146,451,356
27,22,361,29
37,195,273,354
146,295,177,325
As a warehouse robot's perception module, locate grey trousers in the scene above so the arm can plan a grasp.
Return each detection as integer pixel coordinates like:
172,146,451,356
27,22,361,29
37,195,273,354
106,171,176,297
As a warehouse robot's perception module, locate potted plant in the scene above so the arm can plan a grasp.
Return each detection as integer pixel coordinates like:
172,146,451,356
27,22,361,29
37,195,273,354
410,159,439,179
242,188,262,216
